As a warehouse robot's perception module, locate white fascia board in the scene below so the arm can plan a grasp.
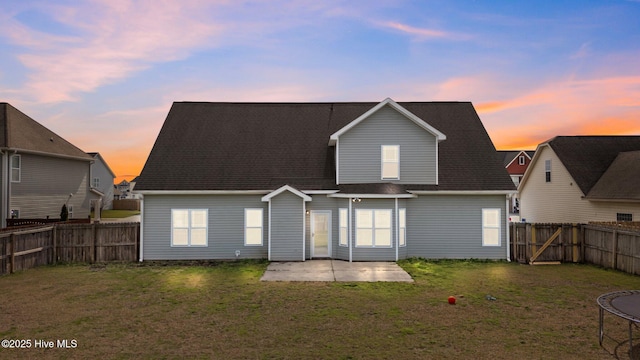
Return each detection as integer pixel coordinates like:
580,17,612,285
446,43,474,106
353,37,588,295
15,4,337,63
90,188,105,196
328,98,447,146
408,190,517,196
328,193,417,199
7,147,94,162
136,190,272,195
261,185,312,202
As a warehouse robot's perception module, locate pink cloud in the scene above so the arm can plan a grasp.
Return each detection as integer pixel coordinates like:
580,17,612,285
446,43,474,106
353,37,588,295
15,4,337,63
5,0,222,103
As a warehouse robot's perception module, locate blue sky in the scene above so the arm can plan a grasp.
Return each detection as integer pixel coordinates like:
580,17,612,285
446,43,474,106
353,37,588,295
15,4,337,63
1,0,639,180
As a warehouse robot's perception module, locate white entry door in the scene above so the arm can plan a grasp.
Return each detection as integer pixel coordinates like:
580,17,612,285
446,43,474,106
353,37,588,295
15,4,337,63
311,211,331,258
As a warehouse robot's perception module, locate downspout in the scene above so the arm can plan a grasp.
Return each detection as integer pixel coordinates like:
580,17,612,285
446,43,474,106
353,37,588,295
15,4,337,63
348,197,352,262
267,200,272,261
139,197,144,262
0,151,7,228
302,199,306,261
505,195,511,262
395,197,399,262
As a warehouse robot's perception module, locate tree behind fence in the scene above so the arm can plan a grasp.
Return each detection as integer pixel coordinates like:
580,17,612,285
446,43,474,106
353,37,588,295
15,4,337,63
0,222,139,275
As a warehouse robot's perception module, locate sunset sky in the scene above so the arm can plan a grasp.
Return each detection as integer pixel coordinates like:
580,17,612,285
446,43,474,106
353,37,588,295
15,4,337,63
1,0,639,183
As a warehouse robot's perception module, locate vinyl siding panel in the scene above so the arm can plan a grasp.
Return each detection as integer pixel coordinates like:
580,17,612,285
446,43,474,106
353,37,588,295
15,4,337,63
90,157,115,210
338,105,438,184
520,146,640,223
270,191,304,261
10,153,92,219
142,194,268,260
406,195,507,259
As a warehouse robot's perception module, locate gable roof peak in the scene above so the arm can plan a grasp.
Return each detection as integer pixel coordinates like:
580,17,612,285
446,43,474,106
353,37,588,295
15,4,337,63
328,98,447,145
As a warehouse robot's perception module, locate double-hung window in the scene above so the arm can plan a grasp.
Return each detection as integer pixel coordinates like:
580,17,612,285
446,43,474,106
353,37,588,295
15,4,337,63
356,209,392,247
11,155,20,183
92,177,100,188
245,209,263,246
482,208,501,246
172,209,208,246
339,208,348,247
381,145,399,180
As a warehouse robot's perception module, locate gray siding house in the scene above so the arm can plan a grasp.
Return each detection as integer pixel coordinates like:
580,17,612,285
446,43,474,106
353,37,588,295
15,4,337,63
0,103,98,227
88,152,116,210
136,98,516,262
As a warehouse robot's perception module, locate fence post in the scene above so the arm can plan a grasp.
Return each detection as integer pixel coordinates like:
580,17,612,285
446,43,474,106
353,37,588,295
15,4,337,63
612,229,618,270
9,232,15,274
531,224,537,260
91,223,97,263
572,224,579,263
52,226,57,265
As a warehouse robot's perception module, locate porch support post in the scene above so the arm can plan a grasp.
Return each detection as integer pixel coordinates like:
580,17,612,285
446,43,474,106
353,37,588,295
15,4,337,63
302,199,306,261
505,195,511,262
267,200,272,261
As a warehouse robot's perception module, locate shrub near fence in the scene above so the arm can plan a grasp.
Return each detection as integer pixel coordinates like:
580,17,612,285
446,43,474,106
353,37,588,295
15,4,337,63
0,222,139,275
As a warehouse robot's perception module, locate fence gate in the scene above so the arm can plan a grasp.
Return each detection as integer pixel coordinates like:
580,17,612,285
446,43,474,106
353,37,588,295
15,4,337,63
510,223,581,264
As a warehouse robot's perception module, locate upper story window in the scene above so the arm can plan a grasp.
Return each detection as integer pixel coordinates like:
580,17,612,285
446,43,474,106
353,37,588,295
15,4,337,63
92,177,100,188
545,160,551,183
11,155,20,183
381,145,399,180
518,155,525,165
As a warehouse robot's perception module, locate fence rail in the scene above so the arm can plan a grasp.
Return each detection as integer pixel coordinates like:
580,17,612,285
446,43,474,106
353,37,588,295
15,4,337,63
0,222,139,275
511,222,640,275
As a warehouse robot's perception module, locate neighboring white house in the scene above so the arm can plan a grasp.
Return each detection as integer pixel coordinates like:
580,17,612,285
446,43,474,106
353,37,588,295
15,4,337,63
88,152,116,210
519,136,640,223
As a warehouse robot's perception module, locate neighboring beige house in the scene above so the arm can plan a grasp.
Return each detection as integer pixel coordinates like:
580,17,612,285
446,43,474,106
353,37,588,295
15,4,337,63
519,136,640,223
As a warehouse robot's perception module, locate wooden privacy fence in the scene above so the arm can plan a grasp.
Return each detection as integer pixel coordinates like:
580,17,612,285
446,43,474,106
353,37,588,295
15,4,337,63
511,222,640,276
113,199,140,211
0,222,139,275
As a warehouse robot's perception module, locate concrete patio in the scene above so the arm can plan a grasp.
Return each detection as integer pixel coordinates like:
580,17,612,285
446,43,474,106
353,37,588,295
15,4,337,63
260,260,414,282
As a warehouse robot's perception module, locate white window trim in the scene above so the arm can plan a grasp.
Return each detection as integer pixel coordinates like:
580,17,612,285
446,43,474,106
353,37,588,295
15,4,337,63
339,208,348,247
381,145,400,180
356,209,393,248
171,209,208,247
399,208,406,247
244,208,264,246
11,154,21,183
545,159,551,183
518,155,525,165
482,208,501,247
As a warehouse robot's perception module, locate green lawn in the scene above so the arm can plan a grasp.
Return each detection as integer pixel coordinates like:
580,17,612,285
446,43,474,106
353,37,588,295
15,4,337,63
0,260,638,359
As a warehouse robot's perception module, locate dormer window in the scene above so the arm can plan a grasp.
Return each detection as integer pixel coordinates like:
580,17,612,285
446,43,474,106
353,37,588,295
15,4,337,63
381,145,399,180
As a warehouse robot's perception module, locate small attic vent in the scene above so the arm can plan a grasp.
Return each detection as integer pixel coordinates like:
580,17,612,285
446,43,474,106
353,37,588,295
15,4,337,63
50,137,53,142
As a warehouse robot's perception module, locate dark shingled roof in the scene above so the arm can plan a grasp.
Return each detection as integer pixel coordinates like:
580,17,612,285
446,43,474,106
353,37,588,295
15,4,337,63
0,103,92,160
136,101,515,192
586,150,640,201
547,136,640,195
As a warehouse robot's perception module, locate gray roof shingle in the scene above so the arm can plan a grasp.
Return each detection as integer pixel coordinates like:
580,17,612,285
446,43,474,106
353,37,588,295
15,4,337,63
136,101,515,192
586,150,640,201
0,103,92,160
548,136,640,195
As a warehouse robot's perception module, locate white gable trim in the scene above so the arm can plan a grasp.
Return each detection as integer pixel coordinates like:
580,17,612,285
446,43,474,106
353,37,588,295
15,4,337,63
261,185,312,202
519,143,550,192
328,98,447,146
